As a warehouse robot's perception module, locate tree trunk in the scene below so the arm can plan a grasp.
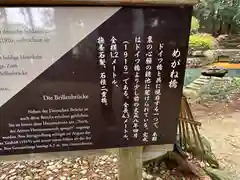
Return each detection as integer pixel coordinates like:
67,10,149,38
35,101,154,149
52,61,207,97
211,18,216,37
227,23,232,35
216,20,222,36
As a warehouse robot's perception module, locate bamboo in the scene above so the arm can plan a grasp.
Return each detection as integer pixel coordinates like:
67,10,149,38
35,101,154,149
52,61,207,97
178,115,183,148
181,98,191,150
180,107,187,149
0,0,199,6
183,98,200,150
184,98,205,154
179,117,201,126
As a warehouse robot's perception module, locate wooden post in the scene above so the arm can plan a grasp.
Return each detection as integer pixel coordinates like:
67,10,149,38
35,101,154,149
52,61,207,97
118,146,143,180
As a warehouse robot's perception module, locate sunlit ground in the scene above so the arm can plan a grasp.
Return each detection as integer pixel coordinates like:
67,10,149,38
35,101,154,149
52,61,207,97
211,62,240,69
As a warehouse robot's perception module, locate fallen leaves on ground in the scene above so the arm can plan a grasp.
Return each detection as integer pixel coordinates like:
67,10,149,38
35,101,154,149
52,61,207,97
0,155,118,180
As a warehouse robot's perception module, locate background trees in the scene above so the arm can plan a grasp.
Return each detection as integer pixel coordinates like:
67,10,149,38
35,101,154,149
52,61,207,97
194,0,240,36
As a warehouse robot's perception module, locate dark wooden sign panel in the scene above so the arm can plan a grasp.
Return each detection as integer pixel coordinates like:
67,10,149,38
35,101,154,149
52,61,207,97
0,6,192,155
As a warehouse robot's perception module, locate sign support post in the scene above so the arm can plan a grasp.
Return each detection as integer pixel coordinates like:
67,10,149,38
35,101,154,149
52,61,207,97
118,146,143,180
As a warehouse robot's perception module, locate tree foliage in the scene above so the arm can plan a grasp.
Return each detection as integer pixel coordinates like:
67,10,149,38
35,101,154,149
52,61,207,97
194,0,240,36
191,16,200,34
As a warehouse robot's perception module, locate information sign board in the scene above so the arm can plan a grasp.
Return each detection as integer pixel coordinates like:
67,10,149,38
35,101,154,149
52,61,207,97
0,6,192,155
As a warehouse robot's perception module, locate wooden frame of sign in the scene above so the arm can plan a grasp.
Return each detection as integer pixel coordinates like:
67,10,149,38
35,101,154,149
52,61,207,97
1,0,198,5
0,1,198,179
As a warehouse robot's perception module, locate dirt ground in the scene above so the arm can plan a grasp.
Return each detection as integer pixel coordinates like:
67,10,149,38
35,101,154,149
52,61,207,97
190,94,240,177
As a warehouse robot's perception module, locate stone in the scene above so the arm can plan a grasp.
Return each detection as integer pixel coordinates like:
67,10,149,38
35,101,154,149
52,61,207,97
63,158,70,165
71,169,78,174
52,169,59,173
63,168,70,172
101,155,108,160
34,176,41,180
9,169,16,174
36,169,43,172
39,172,45,176
75,158,81,162
9,175,17,180
91,173,99,178
0,174,7,180
56,164,62,169
142,171,147,178
3,167,10,171
160,170,165,174
48,177,54,180
82,160,88,165
113,168,118,173
80,170,87,175
60,176,67,180
99,161,105,165
146,174,153,179
48,162,54,166
46,171,52,175
100,174,106,178
31,169,37,173
15,164,20,169
24,176,32,180
73,164,78,168
81,166,88,170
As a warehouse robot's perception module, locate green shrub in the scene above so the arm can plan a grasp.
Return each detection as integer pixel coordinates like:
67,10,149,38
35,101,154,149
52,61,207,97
189,33,217,51
190,16,200,34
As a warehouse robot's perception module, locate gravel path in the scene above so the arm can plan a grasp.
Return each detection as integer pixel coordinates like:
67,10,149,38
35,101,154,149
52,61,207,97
191,97,240,178
198,112,240,178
